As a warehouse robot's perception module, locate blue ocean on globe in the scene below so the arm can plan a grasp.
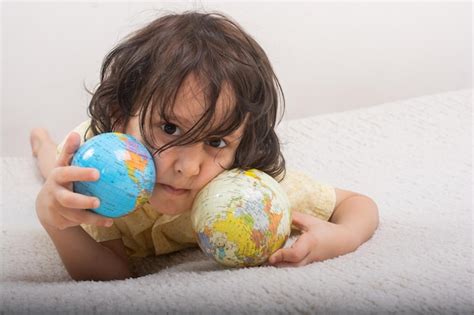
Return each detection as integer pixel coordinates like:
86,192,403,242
71,132,156,218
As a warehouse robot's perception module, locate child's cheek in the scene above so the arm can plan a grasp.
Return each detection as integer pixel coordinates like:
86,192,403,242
212,148,236,170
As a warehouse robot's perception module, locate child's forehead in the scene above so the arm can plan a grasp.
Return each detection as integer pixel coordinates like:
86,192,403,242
168,104,247,140
166,74,238,129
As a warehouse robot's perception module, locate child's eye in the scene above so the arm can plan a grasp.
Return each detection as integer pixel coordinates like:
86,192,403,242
161,123,182,136
207,138,227,149
160,122,227,148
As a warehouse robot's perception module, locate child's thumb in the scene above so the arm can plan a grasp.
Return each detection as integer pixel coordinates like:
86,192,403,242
55,132,81,167
290,211,310,232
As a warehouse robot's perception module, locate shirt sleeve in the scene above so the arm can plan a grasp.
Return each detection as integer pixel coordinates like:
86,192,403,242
279,169,337,229
80,223,122,243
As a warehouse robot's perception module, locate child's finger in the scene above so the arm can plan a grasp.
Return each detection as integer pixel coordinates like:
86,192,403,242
53,166,100,185
268,247,307,265
290,211,311,232
269,234,312,264
55,186,100,210
59,207,114,228
55,132,81,167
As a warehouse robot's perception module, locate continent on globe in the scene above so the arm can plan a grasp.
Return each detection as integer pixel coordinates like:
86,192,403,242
71,132,156,218
191,169,291,268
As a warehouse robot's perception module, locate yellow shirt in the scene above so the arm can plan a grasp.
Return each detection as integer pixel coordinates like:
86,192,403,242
58,120,337,257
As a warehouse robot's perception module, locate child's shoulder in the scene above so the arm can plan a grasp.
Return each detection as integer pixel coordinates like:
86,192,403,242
280,168,336,199
73,119,93,139
56,119,92,157
280,168,319,184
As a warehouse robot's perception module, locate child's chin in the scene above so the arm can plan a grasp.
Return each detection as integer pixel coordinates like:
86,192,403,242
152,202,190,216
159,208,186,215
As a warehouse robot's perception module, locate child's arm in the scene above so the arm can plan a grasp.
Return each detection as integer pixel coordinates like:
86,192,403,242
40,223,132,281
328,190,379,246
268,189,379,267
36,132,132,281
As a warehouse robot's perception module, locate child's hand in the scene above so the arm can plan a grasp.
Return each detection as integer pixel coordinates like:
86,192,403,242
268,211,357,267
35,132,113,230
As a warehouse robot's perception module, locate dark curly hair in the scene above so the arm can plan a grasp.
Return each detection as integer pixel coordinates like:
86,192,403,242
86,11,286,180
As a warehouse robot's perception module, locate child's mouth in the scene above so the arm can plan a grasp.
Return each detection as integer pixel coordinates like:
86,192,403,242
160,183,190,195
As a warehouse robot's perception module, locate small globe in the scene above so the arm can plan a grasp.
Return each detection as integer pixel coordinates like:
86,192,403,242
191,168,291,267
71,132,156,218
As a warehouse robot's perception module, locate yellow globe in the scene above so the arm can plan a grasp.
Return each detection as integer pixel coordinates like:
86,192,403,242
191,169,291,267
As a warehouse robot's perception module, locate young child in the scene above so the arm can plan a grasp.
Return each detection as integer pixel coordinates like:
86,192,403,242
30,11,379,281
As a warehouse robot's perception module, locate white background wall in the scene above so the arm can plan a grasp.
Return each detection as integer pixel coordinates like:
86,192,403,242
1,1,472,156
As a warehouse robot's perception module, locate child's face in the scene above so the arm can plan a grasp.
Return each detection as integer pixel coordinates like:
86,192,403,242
125,75,246,215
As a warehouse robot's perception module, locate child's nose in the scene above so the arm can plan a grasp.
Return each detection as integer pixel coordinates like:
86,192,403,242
173,143,204,177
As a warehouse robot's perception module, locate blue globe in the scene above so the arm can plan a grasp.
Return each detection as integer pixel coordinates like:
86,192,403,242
71,132,156,218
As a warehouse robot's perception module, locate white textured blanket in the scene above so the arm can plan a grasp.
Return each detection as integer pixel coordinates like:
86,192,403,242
1,89,472,314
